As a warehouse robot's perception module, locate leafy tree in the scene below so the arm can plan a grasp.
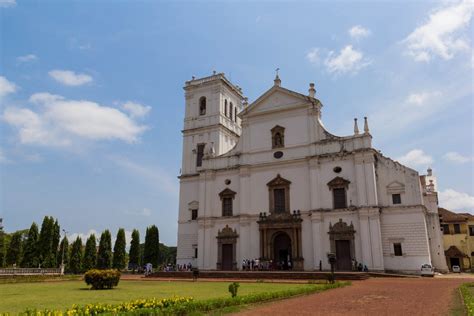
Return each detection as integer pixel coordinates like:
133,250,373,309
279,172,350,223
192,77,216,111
57,236,69,269
97,230,112,269
38,216,55,267
112,228,127,270
6,231,23,266
68,236,83,274
128,229,140,271
83,234,97,272
144,225,159,267
21,222,39,267
51,220,61,267
158,243,177,265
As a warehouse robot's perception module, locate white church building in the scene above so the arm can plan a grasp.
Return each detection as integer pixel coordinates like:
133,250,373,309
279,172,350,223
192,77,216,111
176,72,448,273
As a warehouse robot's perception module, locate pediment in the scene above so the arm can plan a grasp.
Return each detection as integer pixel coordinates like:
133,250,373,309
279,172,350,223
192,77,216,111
240,86,315,117
267,174,292,187
386,181,405,194
327,177,350,189
188,200,199,209
219,188,236,199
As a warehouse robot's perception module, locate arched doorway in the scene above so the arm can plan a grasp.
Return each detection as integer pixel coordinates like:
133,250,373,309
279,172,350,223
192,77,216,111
273,232,292,270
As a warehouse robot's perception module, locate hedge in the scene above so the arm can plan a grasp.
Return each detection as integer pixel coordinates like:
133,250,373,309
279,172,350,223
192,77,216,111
84,269,121,290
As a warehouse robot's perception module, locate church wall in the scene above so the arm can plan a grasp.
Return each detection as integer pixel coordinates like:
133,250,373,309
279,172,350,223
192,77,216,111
380,208,431,272
177,177,200,266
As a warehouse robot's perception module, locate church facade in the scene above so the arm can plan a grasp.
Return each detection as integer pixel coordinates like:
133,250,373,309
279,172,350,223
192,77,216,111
176,72,448,273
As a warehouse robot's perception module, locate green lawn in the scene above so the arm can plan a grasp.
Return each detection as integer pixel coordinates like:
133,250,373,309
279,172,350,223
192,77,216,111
0,280,318,314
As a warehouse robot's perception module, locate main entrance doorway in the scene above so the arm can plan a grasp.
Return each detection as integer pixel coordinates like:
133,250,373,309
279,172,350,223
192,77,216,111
273,232,292,270
221,244,234,271
335,240,352,271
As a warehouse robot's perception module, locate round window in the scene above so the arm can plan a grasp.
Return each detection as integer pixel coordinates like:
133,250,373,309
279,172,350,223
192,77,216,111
273,151,283,159
225,179,231,185
333,166,342,173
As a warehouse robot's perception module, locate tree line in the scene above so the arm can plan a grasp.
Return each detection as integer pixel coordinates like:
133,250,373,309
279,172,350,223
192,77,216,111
0,216,174,273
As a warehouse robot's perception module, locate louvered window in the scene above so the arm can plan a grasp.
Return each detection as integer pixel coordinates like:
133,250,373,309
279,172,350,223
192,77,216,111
274,188,286,213
333,188,347,209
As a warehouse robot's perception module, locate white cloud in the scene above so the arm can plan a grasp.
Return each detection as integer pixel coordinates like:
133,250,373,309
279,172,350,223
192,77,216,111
406,91,442,106
0,76,17,97
48,70,93,86
443,151,473,163
122,101,151,119
439,189,474,211
403,0,474,62
397,149,434,168
349,25,371,40
0,0,16,8
124,208,152,217
2,92,147,146
16,54,38,63
306,48,321,65
324,45,371,75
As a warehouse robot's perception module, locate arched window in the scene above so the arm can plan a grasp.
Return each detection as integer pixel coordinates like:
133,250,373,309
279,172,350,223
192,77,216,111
327,177,350,209
224,99,228,117
219,188,236,217
199,97,206,115
229,102,233,121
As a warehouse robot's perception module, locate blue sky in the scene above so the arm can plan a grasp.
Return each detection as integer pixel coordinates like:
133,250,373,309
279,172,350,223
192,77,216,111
1,0,473,246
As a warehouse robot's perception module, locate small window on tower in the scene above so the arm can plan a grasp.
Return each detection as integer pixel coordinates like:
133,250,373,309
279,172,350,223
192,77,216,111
199,97,206,115
234,107,237,122
392,194,401,204
224,99,228,117
196,144,205,167
194,248,198,258
229,102,233,121
393,243,403,256
191,209,198,220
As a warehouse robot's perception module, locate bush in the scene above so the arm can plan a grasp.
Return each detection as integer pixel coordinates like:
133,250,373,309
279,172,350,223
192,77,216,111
228,282,240,297
460,283,474,315
84,269,121,290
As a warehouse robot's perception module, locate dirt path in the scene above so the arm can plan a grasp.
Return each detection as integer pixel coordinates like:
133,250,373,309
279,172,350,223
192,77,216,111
235,278,468,316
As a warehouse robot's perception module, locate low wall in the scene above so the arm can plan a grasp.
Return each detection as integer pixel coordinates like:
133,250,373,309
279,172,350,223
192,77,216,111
0,268,62,275
148,271,369,280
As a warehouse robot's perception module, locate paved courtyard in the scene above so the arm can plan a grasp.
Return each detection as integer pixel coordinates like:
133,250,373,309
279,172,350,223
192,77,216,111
236,277,469,316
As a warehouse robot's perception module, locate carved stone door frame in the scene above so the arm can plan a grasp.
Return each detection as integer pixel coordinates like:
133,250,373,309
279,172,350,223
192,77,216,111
216,225,238,270
328,219,356,268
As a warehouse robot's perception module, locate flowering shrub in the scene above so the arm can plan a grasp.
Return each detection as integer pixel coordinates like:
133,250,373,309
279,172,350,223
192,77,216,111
460,283,474,315
84,269,120,290
228,282,240,297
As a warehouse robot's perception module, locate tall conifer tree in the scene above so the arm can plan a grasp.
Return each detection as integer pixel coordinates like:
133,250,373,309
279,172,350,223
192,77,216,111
144,225,159,267
83,234,97,271
57,236,69,270
51,220,60,267
68,236,83,274
6,231,23,266
97,230,112,269
21,222,39,267
112,228,127,270
38,216,54,267
128,229,140,272
0,220,6,267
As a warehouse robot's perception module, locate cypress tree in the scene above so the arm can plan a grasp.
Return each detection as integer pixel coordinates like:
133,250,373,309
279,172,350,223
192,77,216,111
21,222,39,268
144,225,159,267
83,234,97,272
129,229,140,272
0,221,6,268
112,228,127,270
6,231,23,266
97,230,112,269
68,236,83,274
51,220,60,267
57,236,69,270
38,216,54,267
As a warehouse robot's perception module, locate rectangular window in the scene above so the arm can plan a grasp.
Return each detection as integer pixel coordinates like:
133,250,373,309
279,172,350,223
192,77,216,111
392,194,401,204
333,188,347,209
191,209,198,220
274,188,286,213
442,224,450,235
393,243,403,256
196,144,205,167
222,197,233,216
469,226,474,236
194,248,198,258
454,224,461,234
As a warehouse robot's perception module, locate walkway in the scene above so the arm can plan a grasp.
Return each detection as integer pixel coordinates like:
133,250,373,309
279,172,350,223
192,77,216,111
235,277,468,315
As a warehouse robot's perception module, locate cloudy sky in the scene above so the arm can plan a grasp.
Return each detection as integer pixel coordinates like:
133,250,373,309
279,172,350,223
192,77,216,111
1,0,473,245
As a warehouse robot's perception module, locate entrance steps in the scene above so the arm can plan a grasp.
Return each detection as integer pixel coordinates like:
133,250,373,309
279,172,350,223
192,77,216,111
148,270,370,281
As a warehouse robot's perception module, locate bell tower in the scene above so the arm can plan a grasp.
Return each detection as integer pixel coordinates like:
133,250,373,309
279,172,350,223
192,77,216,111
181,72,244,175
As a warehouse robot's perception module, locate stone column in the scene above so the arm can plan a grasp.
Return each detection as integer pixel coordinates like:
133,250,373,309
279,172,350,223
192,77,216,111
311,212,323,270
358,208,384,271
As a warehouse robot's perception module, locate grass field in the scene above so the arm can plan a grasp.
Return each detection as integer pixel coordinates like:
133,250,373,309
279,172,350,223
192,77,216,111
0,279,319,314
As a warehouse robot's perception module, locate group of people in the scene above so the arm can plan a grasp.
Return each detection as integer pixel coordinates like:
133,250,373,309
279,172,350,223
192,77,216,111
351,259,368,272
241,258,292,271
